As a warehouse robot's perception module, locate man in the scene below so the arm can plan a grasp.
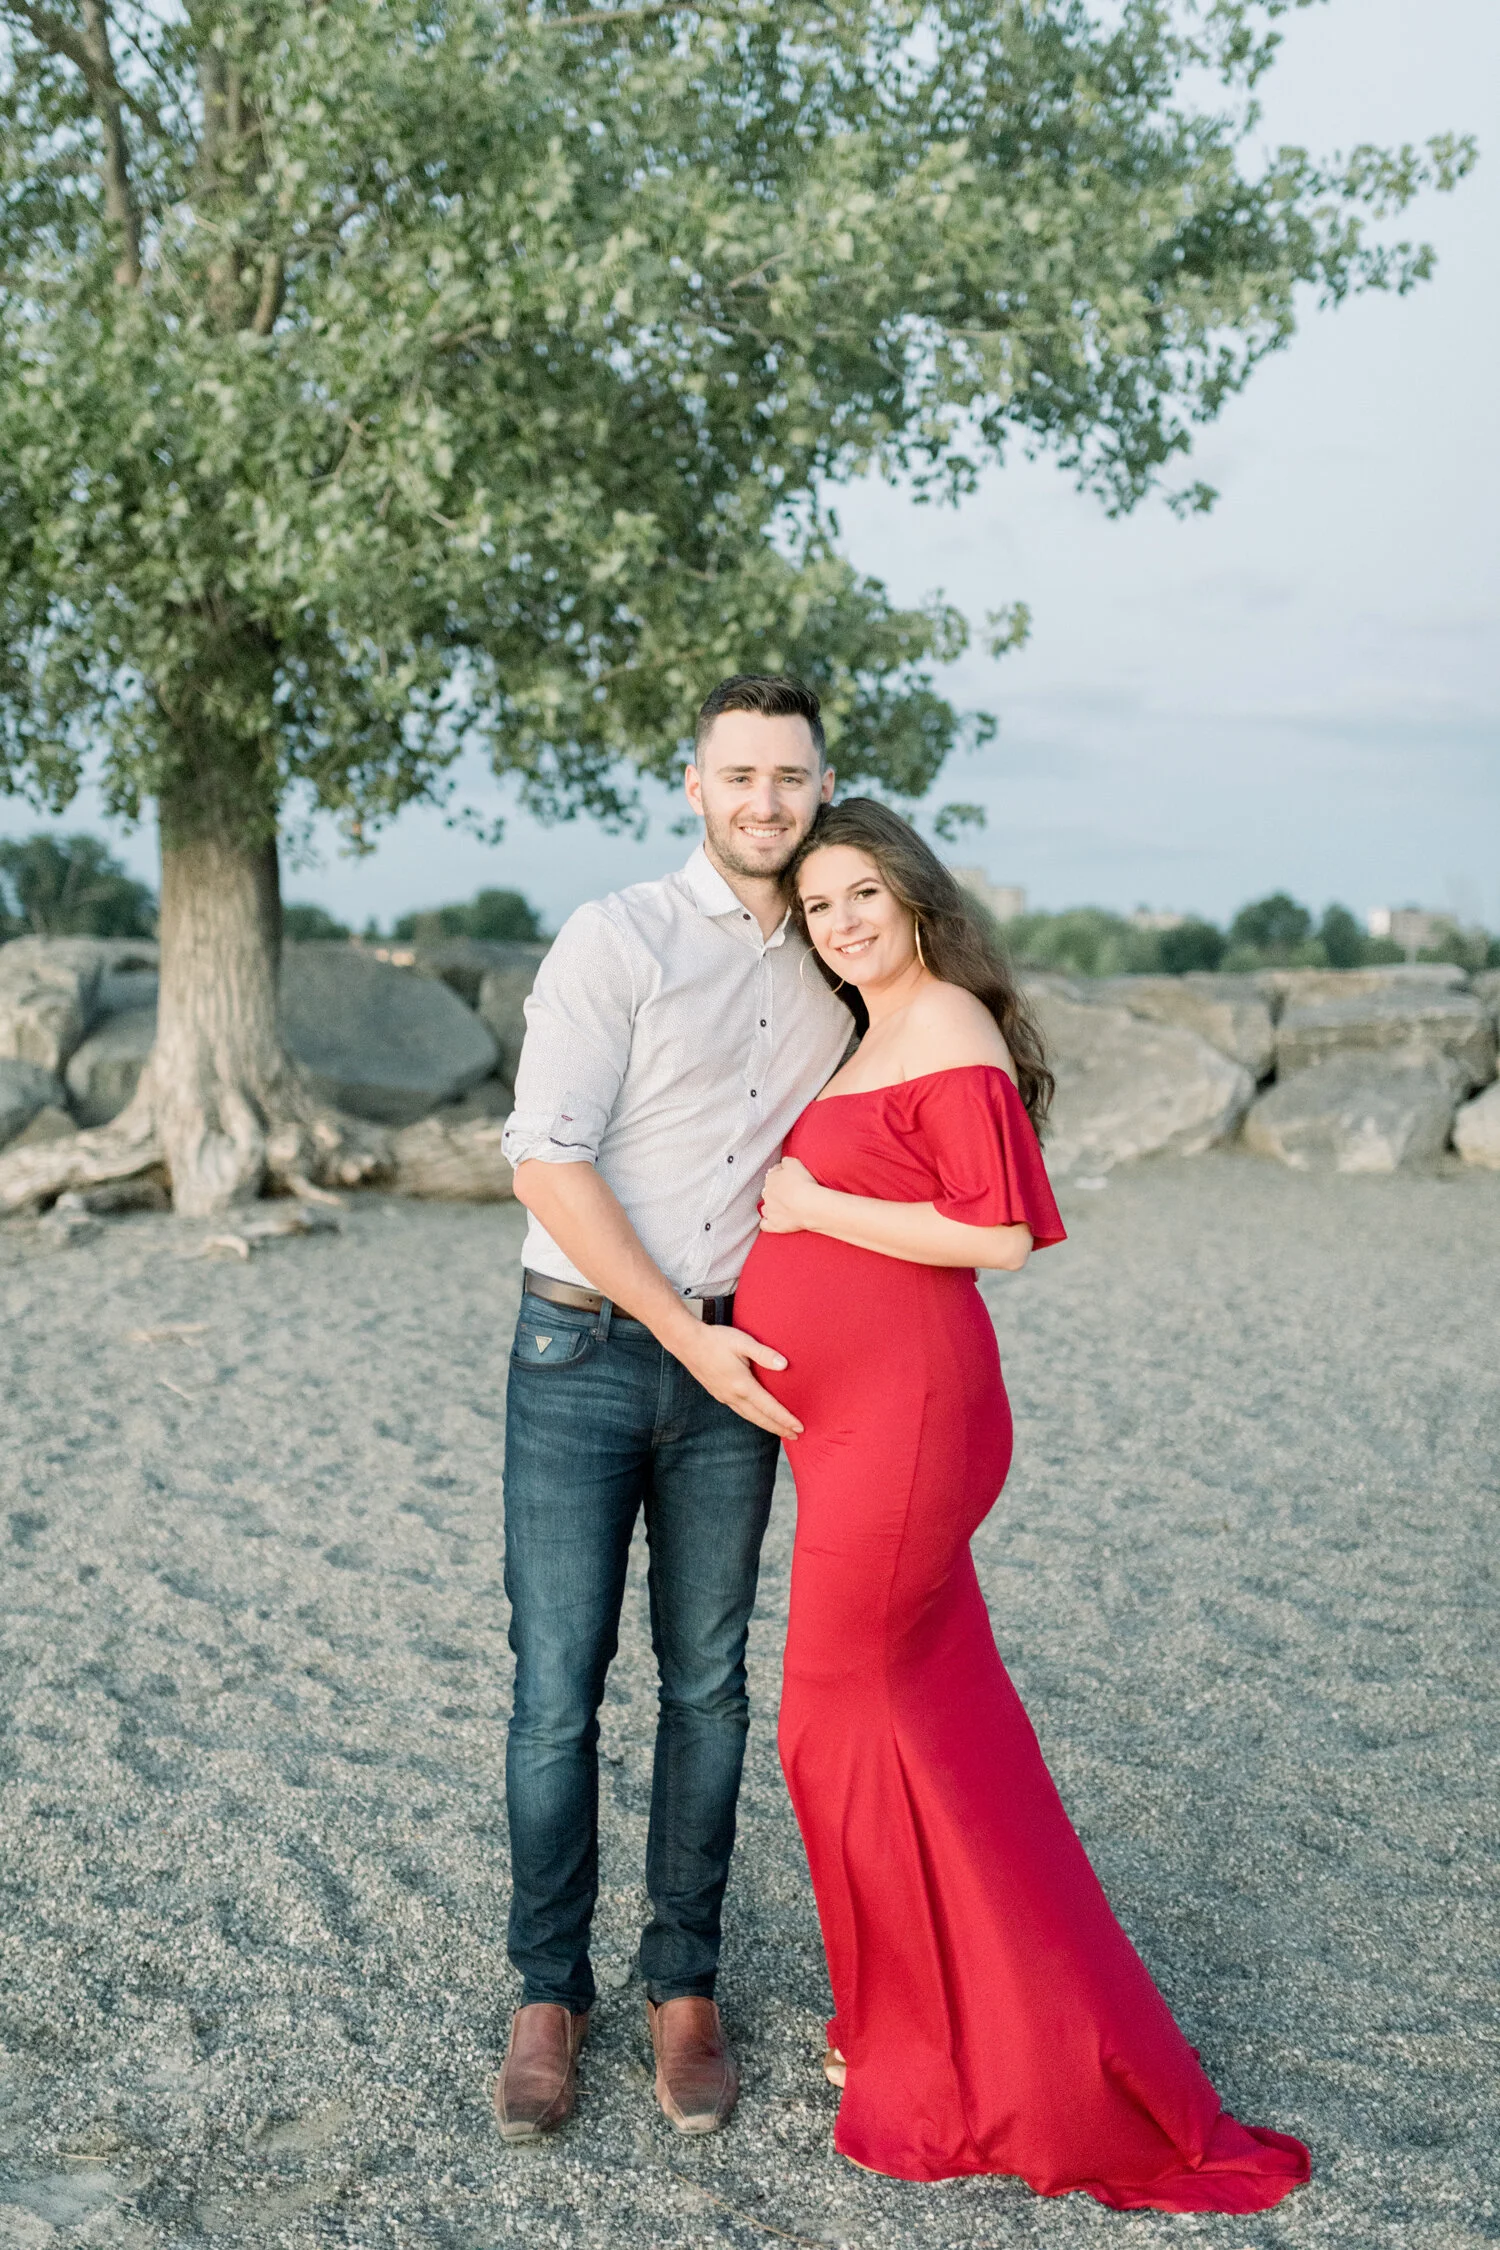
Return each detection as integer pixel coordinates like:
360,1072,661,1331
494,674,850,2142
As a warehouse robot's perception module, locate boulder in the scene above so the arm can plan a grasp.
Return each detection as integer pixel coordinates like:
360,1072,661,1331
64,1006,157,1127
1472,968,1500,1029
1093,974,1274,1078
0,935,159,1077
477,944,551,1085
1029,988,1254,1176
393,1109,516,1200
1243,1055,1463,1174
95,964,159,1020
1274,988,1494,1090
1453,1081,1500,1170
401,936,549,1013
50,947,502,1131
1255,963,1470,1016
431,1076,517,1122
0,937,104,1073
279,943,499,1125
3,1103,77,1152
0,1059,65,1148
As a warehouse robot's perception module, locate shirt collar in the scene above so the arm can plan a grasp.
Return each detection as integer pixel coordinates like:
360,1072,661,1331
680,843,792,946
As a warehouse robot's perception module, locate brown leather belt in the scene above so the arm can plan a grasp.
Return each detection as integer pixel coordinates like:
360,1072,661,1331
522,1268,738,1326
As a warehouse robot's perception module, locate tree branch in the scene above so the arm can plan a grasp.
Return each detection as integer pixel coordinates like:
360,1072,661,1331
726,248,793,292
8,0,166,134
80,0,139,284
9,0,96,79
107,6,189,133
5,0,145,282
251,248,284,335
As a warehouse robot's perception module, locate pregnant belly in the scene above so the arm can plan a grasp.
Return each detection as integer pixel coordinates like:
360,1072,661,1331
735,1228,997,1428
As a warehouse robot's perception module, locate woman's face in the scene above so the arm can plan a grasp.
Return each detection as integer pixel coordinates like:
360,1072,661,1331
797,844,918,989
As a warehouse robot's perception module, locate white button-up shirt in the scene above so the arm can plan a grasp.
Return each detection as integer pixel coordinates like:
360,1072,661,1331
501,845,853,1297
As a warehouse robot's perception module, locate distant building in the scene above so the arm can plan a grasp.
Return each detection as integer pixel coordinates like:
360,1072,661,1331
1127,908,1187,932
1367,906,1455,957
953,870,1027,922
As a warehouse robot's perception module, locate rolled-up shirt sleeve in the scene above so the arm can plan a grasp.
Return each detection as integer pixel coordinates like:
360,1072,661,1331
501,903,636,1170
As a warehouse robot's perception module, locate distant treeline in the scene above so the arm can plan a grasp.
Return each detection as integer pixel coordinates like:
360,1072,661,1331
287,888,544,946
998,893,1500,979
5,835,1495,978
0,833,156,941
0,832,543,948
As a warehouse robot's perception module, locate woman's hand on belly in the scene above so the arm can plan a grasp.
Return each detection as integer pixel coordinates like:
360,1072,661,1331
762,1156,1031,1271
759,1154,826,1234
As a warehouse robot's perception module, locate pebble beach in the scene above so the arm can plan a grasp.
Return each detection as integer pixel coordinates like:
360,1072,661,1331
1,1153,1496,2249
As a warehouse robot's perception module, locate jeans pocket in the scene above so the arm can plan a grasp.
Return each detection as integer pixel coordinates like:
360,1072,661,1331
511,1301,598,1370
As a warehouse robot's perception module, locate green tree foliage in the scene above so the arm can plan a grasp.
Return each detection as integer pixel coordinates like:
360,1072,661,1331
393,888,543,945
1002,908,1160,979
1002,896,1500,978
1317,902,1367,969
0,832,155,938
0,0,1473,1208
0,2,1471,834
1158,917,1227,974
1415,922,1494,975
281,901,351,942
1228,891,1314,962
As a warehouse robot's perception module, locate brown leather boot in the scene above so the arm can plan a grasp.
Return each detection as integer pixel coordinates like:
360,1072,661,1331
647,1996,739,2133
492,2004,589,2143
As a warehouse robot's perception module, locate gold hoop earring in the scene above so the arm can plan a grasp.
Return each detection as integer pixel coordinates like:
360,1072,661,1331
800,945,844,995
914,917,928,971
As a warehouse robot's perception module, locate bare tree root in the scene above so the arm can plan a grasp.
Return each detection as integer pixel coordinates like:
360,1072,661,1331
0,1076,393,1218
262,1105,395,1201
0,1092,163,1216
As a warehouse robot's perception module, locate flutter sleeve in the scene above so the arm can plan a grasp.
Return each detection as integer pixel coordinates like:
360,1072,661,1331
922,1066,1067,1249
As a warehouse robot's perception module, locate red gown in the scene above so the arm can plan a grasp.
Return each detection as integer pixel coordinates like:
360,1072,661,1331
733,1065,1310,2212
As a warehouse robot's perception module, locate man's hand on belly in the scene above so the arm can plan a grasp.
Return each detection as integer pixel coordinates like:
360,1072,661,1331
671,1321,803,1442
515,1158,802,1439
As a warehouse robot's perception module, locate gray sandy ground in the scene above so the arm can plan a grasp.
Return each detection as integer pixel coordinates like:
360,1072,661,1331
0,1155,1496,2250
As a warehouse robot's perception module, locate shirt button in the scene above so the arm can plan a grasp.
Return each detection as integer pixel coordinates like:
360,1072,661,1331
760,1019,767,1028
704,1221,711,1231
742,911,751,921
726,1155,734,1164
750,1089,757,1098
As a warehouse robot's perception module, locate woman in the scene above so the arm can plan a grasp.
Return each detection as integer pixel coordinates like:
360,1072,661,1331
733,800,1309,2213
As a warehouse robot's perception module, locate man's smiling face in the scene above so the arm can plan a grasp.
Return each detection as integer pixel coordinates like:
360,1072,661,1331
685,711,835,883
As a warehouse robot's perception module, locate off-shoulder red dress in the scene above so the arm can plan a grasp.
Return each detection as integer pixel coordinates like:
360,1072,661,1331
733,1066,1309,2212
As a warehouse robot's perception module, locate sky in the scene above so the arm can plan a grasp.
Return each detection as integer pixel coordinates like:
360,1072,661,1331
3,0,1496,935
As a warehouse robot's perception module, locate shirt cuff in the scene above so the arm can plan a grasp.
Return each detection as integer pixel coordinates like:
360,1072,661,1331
501,1092,610,1170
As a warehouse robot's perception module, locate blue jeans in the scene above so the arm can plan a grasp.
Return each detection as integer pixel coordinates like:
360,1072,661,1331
503,1289,779,2011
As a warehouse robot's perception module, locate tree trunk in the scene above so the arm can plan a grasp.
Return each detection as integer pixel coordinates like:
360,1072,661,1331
141,820,289,1213
0,739,392,1218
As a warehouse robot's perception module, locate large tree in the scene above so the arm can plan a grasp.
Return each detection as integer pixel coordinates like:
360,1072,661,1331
0,0,1471,1211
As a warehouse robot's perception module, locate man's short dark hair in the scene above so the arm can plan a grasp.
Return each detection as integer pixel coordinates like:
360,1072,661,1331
694,674,826,766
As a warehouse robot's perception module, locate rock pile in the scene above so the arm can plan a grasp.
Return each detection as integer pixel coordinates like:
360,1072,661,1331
0,934,538,1201
5,926,1498,1196
1055,960,1500,1176
1092,973,1274,1078
1026,985,1253,1178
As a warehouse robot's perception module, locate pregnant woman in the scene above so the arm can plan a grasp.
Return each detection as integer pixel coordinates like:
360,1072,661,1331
733,800,1309,2213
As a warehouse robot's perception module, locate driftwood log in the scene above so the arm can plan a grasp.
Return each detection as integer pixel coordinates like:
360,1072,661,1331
392,1112,515,1201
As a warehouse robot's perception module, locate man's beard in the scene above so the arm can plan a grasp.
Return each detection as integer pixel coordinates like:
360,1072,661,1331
703,809,803,881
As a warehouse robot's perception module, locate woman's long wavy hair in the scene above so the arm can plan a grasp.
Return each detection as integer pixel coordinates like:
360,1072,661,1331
786,797,1054,1134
